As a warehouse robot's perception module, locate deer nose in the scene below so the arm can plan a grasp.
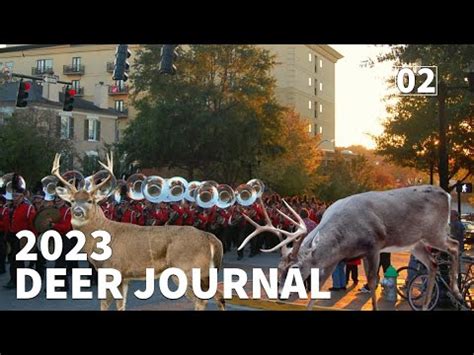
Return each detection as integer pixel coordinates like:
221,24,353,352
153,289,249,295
72,207,85,218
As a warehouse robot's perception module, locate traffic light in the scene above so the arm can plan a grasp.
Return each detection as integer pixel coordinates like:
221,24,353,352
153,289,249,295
112,44,131,82
63,87,76,111
16,80,31,107
159,45,178,75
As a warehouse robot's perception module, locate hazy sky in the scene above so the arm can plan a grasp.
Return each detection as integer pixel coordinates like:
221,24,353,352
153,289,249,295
331,45,396,149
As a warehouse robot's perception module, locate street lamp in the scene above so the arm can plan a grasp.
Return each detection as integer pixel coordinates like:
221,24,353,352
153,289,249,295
436,63,473,308
437,63,474,192
316,139,335,148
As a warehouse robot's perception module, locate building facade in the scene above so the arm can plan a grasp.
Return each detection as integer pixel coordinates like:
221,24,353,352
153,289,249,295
260,45,342,151
0,80,119,167
0,44,342,151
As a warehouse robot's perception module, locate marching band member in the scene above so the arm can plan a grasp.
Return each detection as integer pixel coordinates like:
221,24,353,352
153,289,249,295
0,195,10,275
4,184,36,289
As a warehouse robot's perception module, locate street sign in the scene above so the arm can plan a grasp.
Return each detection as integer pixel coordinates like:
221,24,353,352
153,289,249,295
456,182,472,193
42,75,58,84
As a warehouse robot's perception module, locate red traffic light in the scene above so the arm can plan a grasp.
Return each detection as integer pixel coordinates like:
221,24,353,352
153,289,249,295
24,82,32,91
67,89,76,96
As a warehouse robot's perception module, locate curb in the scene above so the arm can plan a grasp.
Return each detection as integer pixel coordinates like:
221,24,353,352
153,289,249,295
227,297,348,311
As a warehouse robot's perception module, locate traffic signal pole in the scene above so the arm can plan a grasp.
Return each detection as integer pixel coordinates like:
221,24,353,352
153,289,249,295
11,73,72,86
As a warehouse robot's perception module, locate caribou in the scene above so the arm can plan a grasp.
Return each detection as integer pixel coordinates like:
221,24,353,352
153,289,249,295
238,185,461,310
52,153,225,311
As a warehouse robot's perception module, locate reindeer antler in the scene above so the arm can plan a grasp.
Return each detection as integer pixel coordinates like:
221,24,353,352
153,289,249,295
237,197,307,253
51,154,78,193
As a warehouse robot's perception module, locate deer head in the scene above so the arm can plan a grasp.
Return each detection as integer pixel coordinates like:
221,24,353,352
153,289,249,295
52,153,115,225
237,198,308,297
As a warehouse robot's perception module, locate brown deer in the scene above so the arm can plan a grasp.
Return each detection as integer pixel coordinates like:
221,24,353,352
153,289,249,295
52,153,225,311
238,185,461,310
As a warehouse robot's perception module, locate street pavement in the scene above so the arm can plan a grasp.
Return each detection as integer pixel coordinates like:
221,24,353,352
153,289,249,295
0,249,415,311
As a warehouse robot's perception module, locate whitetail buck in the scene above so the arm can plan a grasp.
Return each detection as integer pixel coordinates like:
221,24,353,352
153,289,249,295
239,185,461,310
52,153,225,311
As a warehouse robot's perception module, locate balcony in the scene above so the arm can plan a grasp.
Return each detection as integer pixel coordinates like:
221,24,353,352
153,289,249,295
31,67,54,75
116,109,129,118
63,64,85,75
106,62,130,73
108,85,129,95
73,86,84,97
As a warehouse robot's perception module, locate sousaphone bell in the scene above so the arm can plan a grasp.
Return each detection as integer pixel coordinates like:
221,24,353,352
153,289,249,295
196,181,219,208
142,176,168,203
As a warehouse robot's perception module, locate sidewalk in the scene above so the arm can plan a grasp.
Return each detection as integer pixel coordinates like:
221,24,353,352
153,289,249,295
222,251,412,311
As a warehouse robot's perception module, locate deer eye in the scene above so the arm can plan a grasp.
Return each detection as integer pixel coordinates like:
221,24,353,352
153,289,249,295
70,199,75,203
88,200,93,204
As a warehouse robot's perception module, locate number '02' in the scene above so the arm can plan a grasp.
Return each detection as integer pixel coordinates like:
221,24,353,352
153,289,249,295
396,66,437,95
15,230,112,262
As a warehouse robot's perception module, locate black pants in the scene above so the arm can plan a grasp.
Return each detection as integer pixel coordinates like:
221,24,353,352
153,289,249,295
54,235,78,290
221,227,232,253
0,232,6,273
378,252,391,275
346,264,359,283
237,224,255,258
6,233,24,285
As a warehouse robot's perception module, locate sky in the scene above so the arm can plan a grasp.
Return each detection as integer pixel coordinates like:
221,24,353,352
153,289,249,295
330,45,397,149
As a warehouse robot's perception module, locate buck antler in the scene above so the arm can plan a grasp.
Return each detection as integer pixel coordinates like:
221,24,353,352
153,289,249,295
89,152,115,195
51,154,78,193
237,198,307,253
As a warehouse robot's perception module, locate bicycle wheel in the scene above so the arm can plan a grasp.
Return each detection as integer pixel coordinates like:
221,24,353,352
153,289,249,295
396,266,418,299
408,274,439,311
462,278,474,310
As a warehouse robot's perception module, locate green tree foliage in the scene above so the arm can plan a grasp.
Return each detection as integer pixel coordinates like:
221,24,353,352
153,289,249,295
0,108,74,189
375,45,474,190
120,45,285,185
312,150,374,202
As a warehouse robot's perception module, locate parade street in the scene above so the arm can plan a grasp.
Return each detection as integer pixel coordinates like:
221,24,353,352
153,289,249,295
0,251,412,311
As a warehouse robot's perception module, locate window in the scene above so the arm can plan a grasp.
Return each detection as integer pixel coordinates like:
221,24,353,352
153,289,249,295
37,59,53,71
319,126,323,134
59,116,74,139
320,82,323,91
314,102,318,117
115,80,125,89
308,100,312,109
308,77,312,86
115,100,125,112
5,61,14,70
314,124,317,135
72,80,80,90
320,103,323,113
308,123,312,133
314,79,318,95
115,121,120,143
84,117,101,141
72,57,81,70
314,87,318,96
308,53,312,62
319,59,323,68
314,56,318,72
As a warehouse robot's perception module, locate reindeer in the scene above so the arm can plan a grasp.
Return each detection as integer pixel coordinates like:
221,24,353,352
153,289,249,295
238,185,461,310
51,153,225,311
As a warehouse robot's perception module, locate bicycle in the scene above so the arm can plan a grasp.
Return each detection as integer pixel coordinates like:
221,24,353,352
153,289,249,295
407,255,473,311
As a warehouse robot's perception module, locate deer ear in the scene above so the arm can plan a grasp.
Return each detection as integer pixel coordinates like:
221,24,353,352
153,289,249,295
56,186,73,203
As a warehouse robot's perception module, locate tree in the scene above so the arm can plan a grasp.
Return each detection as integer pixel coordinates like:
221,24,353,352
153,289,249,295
0,108,74,189
375,45,474,191
120,45,286,185
259,110,321,195
312,149,374,202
